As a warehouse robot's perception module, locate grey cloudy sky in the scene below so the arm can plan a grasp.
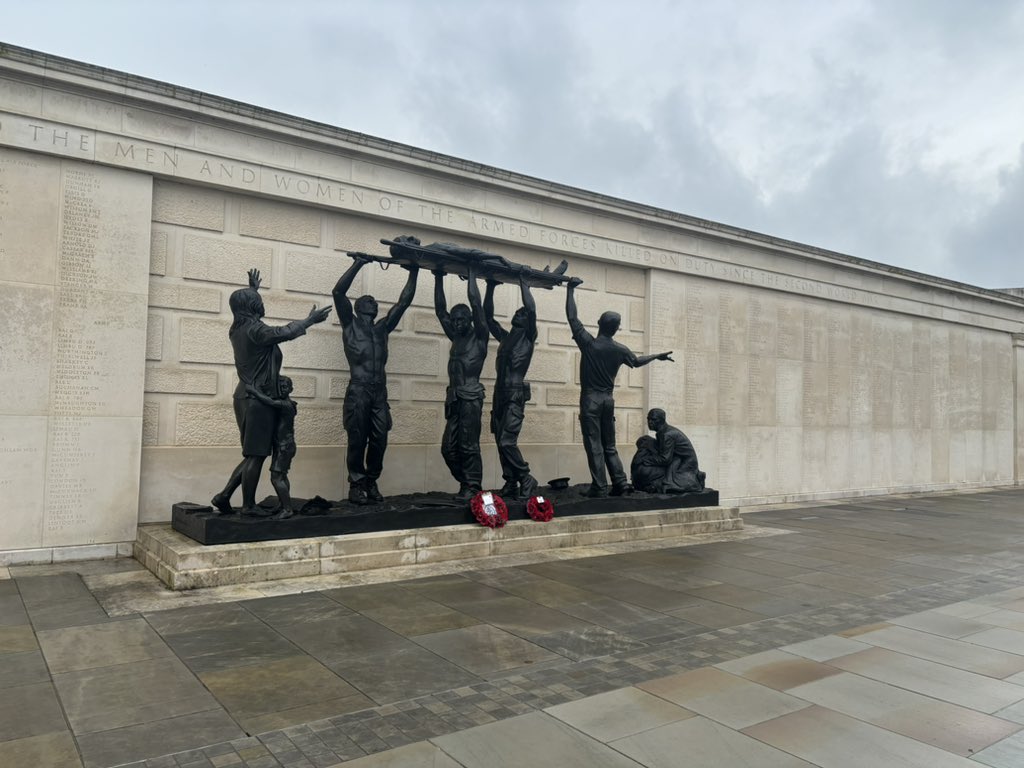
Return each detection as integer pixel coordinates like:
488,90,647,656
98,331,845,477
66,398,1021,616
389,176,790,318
5,0,1024,289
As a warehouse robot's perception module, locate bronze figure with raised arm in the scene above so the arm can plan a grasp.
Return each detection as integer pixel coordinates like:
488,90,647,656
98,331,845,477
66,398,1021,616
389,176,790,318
212,269,331,516
333,250,419,505
484,273,540,499
435,263,489,500
565,276,674,497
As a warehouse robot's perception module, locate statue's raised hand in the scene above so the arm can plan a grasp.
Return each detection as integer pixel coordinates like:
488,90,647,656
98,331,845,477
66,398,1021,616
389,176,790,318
248,268,262,290
306,304,332,326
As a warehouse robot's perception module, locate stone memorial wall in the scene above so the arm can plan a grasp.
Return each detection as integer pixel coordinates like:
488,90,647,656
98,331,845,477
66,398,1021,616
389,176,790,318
0,45,1022,562
648,272,1015,502
0,148,151,554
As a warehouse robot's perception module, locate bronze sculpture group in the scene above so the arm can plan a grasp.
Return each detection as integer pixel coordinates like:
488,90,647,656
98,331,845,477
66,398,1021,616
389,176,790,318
212,237,700,518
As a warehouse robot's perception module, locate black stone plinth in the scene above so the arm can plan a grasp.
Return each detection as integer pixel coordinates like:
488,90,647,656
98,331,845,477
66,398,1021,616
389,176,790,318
172,485,720,545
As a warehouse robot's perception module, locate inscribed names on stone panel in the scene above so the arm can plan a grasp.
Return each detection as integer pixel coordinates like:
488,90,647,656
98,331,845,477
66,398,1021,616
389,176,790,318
888,317,913,428
649,274,684,414
849,428,873,489
0,415,47,549
802,306,828,364
826,426,852,491
42,162,151,548
683,279,717,426
826,310,851,428
717,288,748,355
717,426,747,498
871,366,894,431
965,334,984,430
717,287,748,426
774,301,804,429
746,292,778,428
777,304,803,361
0,150,60,284
910,322,933,432
747,355,776,426
0,149,60,549
981,337,1001,431
892,370,913,429
891,428,916,484
911,431,933,485
982,431,1001,482
930,327,951,483
911,367,932,433
746,426,776,496
849,315,872,427
802,428,828,493
993,339,1014,430
776,358,804,428
964,427,984,483
870,318,895,431
892,320,914,373
718,352,748,426
800,305,828,429
891,324,918,465
948,429,967,484
930,326,951,431
746,294,776,358
947,328,968,431
948,329,969,480
963,332,985,483
775,426,803,494
802,362,829,429
0,283,54,416
871,431,894,488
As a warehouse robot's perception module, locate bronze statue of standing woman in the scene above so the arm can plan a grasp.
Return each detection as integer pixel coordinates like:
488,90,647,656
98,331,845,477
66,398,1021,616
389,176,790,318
212,269,331,516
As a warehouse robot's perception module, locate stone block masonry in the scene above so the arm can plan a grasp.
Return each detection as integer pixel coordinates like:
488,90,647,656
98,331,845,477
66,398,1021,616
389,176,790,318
1,43,1022,562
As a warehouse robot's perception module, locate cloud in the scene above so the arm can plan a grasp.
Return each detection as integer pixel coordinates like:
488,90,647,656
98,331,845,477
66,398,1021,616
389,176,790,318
949,145,1024,288
3,0,1024,288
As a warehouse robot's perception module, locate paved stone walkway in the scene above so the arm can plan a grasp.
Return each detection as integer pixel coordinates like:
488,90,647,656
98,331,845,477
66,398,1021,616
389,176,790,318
3,488,1024,767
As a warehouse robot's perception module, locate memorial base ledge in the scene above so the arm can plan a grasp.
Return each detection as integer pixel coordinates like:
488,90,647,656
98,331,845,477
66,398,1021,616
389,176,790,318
136,506,741,590
0,541,135,567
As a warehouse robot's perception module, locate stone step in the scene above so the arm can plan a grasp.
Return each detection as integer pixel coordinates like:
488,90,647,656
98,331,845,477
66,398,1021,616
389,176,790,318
136,506,741,590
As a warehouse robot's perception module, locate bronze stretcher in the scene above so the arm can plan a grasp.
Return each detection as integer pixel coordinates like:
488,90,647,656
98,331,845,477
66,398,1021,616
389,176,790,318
344,238,571,289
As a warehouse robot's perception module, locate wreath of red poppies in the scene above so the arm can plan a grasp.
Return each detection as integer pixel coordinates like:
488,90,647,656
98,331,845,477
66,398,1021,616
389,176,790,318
471,491,508,528
526,495,555,522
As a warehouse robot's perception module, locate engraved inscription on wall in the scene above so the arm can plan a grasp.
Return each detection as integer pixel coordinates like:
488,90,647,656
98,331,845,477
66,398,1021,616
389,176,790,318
45,169,102,535
648,268,1016,501
0,148,153,550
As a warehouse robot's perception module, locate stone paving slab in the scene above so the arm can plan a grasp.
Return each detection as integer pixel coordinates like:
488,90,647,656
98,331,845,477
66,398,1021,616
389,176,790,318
6,488,1024,766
